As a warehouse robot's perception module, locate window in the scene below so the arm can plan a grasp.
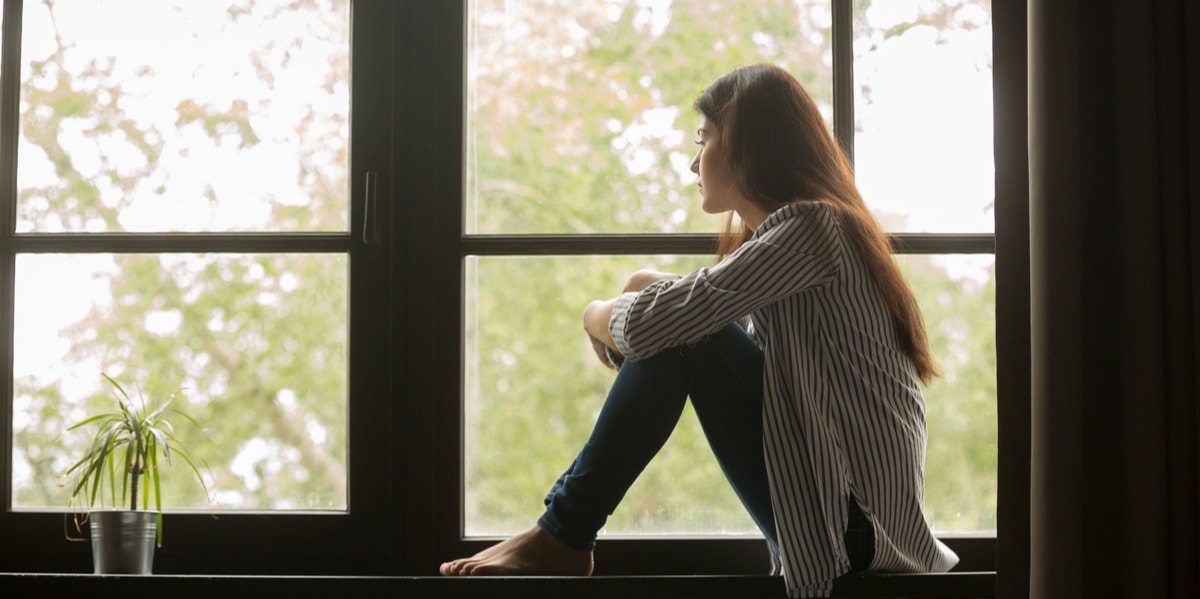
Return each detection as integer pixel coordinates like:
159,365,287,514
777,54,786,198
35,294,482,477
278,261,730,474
456,0,995,568
1,0,393,569
1,0,1008,578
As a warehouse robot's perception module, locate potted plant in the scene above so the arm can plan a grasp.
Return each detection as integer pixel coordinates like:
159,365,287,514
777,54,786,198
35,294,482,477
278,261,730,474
60,373,209,574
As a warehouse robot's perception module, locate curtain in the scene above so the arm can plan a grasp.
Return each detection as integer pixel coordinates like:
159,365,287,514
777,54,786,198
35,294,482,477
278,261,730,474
1028,1,1200,598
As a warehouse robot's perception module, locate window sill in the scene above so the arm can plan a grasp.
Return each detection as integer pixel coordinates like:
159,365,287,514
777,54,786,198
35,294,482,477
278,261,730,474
2,571,995,598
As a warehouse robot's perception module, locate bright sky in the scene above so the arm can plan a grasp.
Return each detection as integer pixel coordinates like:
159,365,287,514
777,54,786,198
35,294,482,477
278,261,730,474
855,0,994,234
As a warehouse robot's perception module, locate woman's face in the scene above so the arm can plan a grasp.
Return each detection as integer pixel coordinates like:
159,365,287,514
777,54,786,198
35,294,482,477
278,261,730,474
690,117,743,216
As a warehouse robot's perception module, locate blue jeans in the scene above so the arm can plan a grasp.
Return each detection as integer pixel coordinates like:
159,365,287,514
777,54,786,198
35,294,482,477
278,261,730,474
537,323,779,554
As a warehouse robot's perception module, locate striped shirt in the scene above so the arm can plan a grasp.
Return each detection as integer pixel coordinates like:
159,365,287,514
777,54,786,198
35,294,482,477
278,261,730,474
609,201,959,598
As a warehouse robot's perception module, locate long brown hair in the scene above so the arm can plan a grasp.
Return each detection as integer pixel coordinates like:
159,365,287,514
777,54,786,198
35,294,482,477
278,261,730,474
694,64,939,384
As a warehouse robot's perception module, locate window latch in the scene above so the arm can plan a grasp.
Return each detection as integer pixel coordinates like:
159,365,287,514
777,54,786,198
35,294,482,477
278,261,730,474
363,170,380,252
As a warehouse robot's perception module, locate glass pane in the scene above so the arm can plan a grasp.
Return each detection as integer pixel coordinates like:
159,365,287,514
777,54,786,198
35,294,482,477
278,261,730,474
466,0,834,235
464,255,758,536
12,253,348,511
898,254,996,534
16,0,350,233
853,0,994,233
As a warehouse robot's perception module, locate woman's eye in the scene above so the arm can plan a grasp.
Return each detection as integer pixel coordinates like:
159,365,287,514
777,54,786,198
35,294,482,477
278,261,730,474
693,140,704,146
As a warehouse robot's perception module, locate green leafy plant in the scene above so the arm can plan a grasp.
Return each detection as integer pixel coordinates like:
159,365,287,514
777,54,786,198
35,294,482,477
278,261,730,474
61,373,209,545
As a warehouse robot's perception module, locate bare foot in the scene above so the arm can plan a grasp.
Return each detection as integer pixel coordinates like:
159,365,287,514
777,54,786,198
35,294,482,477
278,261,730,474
439,525,594,576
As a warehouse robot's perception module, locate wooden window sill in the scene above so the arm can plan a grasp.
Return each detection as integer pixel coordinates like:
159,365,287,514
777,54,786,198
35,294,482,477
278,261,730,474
2,571,995,598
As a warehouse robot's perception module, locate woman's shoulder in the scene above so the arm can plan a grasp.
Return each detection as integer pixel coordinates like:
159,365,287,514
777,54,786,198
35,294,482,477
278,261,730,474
755,200,843,246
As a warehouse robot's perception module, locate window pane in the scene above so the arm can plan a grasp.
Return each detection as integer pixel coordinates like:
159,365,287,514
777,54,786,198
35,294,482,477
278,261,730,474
17,0,350,233
464,255,758,536
898,254,996,534
853,0,994,233
466,0,833,235
12,253,348,511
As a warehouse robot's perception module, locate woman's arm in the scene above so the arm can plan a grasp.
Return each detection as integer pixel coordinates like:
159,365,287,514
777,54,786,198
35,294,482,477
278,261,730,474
611,206,842,362
584,270,680,368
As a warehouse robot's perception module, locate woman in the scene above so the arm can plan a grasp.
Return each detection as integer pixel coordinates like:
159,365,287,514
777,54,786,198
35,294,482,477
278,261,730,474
440,63,958,597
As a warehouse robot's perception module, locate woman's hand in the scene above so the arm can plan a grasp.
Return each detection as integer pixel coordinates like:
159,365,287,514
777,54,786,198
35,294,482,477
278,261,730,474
584,270,679,369
584,298,617,346
588,332,622,369
584,298,621,369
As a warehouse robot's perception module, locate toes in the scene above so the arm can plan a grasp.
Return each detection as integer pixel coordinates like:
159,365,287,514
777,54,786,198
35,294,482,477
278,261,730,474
440,559,471,576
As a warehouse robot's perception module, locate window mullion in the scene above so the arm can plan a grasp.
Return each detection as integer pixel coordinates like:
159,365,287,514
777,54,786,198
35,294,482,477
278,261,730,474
832,0,854,163
7,232,352,254
1,0,23,236
0,0,23,513
459,233,996,257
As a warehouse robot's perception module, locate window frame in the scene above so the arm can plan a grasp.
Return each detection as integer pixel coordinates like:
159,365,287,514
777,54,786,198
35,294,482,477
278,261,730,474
0,0,397,573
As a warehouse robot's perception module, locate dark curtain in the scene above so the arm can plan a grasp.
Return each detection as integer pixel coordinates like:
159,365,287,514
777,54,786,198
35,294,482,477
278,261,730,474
1028,1,1200,598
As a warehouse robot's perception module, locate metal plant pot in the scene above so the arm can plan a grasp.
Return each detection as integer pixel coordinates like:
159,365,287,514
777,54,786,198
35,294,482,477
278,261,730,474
89,510,157,575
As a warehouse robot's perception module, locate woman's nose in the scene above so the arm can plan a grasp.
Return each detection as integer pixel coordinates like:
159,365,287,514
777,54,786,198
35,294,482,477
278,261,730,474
690,152,700,174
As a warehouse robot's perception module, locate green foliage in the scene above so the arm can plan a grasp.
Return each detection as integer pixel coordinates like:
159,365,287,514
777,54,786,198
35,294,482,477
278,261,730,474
899,257,997,533
51,92,91,118
54,253,350,510
175,99,261,148
61,373,209,545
